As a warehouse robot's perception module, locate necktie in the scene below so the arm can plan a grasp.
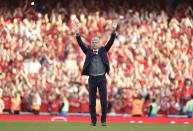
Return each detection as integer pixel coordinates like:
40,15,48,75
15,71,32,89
93,50,98,55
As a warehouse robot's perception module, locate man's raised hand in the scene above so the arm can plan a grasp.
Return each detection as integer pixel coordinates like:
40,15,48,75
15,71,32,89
112,20,118,31
72,23,79,34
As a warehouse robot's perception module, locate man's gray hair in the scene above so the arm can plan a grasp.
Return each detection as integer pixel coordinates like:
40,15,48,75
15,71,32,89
91,37,99,43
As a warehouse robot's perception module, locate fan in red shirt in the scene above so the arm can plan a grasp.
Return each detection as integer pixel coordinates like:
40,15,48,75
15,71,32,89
21,94,28,112
172,87,181,102
2,91,11,114
142,94,151,115
181,79,192,106
40,93,49,112
168,96,180,115
123,95,132,114
158,96,169,116
79,92,89,113
113,95,123,114
69,93,80,113
49,95,61,115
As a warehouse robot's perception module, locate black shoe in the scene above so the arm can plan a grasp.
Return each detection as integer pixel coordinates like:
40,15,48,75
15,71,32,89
101,122,107,126
90,123,96,126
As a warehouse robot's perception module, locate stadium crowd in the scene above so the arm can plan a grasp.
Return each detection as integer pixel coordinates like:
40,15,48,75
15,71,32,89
0,0,193,116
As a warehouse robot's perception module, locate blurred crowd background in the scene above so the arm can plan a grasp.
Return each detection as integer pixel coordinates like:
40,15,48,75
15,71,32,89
0,0,192,116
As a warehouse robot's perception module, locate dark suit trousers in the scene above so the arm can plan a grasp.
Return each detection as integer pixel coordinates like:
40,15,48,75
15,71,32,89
88,75,107,123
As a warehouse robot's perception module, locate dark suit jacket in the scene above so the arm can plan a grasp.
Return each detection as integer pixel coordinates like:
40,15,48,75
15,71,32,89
76,32,116,76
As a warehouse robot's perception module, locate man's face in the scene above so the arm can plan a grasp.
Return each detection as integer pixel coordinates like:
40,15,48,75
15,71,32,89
91,37,99,50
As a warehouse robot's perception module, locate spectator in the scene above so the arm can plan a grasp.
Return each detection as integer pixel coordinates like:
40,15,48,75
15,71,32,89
79,92,89,113
59,95,69,116
132,96,143,117
96,97,101,116
158,96,170,116
123,94,132,114
69,93,80,113
11,92,21,114
182,80,192,112
39,93,49,113
31,90,41,115
113,95,123,114
2,90,11,114
49,93,60,115
148,98,158,117
0,92,4,114
168,96,180,115
185,95,193,118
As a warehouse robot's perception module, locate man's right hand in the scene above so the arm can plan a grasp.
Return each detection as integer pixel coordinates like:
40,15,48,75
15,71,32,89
112,20,118,31
72,23,79,34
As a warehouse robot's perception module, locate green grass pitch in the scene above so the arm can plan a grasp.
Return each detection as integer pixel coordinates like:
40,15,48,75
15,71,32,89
0,121,192,131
